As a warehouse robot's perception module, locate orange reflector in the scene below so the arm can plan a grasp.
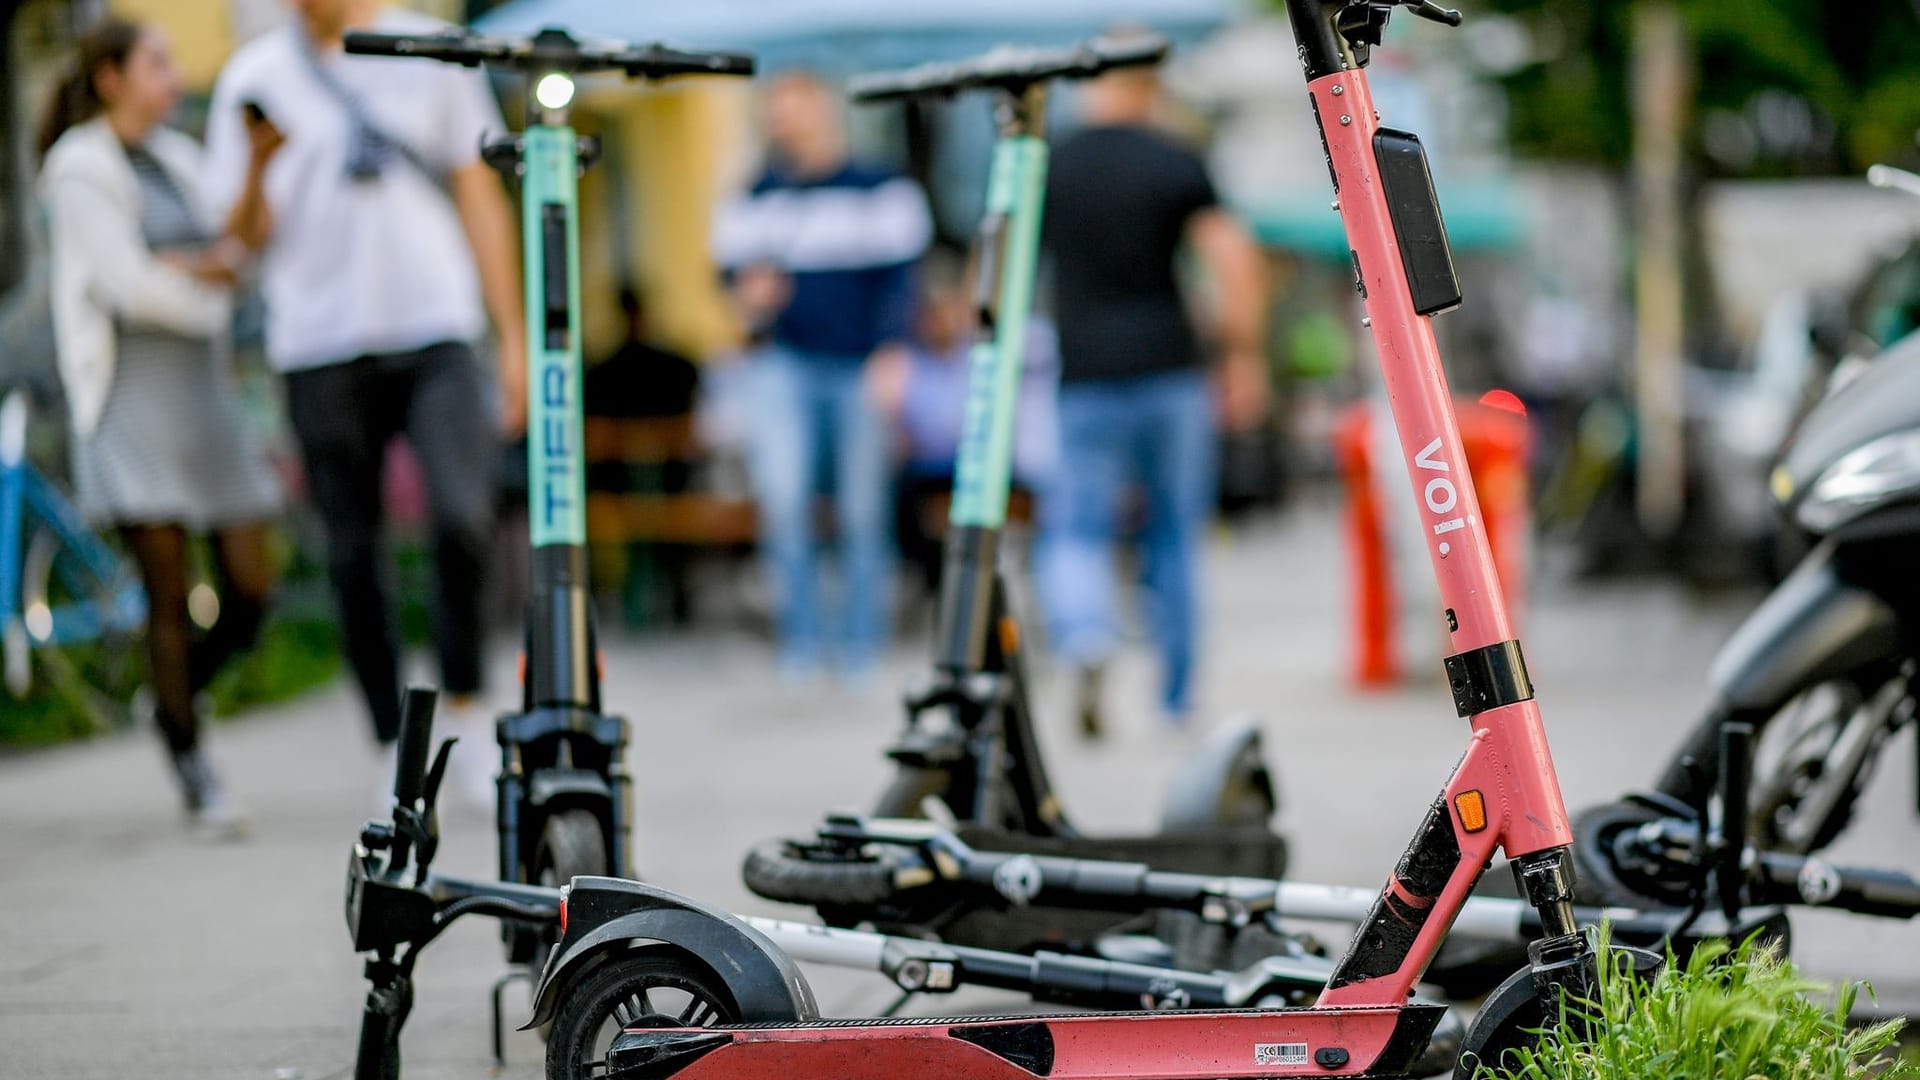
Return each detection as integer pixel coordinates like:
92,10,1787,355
1454,790,1488,833
517,650,527,686
998,617,1021,655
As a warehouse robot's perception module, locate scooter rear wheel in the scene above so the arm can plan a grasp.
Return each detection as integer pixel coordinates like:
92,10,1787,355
545,947,739,1080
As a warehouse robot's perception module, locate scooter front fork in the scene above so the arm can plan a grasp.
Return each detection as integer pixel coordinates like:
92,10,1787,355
1512,847,1601,1013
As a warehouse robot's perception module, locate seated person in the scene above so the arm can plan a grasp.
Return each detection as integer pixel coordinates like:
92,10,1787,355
876,253,1059,592
581,285,704,624
584,286,699,420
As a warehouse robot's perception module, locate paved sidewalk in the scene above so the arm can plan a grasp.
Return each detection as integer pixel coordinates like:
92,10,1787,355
3,509,1917,1079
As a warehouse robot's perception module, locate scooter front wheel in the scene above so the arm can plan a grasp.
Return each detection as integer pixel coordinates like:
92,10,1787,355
742,840,901,907
1455,945,1662,1078
545,946,739,1080
532,808,610,1037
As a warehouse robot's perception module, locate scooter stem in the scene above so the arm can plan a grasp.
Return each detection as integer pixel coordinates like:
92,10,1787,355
935,83,1049,674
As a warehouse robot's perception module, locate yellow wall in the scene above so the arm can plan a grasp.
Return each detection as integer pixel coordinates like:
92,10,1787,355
580,80,751,361
113,0,463,90
113,0,232,90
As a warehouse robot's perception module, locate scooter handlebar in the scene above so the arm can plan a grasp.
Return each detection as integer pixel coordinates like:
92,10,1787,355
850,34,1170,102
343,27,754,79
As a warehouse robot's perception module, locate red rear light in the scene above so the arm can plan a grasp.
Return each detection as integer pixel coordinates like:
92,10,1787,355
559,886,569,934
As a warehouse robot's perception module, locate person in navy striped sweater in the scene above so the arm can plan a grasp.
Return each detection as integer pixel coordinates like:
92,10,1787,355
713,72,932,682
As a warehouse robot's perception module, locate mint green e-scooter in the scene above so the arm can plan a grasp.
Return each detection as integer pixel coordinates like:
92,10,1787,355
340,25,753,1071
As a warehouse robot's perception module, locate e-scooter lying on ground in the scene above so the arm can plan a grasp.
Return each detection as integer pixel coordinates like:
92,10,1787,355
1583,720,1920,924
828,30,1290,967
741,812,1785,980
534,5,1658,1076
348,690,1473,1079
339,24,756,1058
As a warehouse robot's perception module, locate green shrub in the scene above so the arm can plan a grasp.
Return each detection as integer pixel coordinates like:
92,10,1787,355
1479,934,1917,1080
0,615,339,748
206,614,341,718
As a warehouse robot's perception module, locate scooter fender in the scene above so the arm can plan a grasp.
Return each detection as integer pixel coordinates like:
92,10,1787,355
1707,540,1901,712
527,767,611,808
525,876,817,1029
1158,713,1279,832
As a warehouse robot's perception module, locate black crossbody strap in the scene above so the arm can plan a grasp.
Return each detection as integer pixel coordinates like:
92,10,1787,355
296,24,452,194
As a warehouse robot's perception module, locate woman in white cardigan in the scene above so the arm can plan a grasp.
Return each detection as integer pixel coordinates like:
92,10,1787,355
39,17,282,836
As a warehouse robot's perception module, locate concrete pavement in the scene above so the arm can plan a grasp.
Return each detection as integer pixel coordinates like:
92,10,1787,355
3,507,1917,1079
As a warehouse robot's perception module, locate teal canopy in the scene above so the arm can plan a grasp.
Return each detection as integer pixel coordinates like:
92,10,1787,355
472,0,1243,72
1245,179,1526,258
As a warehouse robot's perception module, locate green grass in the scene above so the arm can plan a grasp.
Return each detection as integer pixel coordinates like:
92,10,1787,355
1478,933,1918,1080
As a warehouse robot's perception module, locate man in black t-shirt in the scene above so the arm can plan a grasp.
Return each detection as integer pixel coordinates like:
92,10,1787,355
1039,49,1268,734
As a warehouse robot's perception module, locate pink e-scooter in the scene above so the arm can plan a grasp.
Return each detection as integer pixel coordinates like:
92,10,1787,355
531,3,1650,1077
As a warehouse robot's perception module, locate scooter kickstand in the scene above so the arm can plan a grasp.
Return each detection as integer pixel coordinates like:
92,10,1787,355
489,965,535,1069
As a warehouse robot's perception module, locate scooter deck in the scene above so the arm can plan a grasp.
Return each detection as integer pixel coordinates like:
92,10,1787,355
609,1002,1446,1080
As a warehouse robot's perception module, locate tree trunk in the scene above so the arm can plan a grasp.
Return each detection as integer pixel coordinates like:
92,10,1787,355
1629,1,1691,540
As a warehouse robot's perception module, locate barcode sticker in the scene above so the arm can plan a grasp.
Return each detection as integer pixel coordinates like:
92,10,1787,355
1254,1042,1310,1066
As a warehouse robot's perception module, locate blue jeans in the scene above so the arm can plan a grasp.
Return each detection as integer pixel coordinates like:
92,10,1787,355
745,348,892,671
1039,369,1215,715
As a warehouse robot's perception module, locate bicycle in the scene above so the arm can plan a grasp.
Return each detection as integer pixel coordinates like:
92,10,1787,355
0,388,146,728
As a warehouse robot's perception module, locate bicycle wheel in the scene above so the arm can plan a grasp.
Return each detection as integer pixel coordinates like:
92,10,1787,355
20,525,145,729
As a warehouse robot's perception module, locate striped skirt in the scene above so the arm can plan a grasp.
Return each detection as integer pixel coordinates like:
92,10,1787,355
72,333,281,530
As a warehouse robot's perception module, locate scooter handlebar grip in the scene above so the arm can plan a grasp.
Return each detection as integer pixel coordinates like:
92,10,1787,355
393,686,439,808
342,31,413,57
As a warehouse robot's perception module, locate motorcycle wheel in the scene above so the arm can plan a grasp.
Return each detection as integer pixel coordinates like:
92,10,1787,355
1748,677,1906,855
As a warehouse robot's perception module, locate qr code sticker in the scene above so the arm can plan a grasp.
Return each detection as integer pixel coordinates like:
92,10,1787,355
1254,1042,1310,1066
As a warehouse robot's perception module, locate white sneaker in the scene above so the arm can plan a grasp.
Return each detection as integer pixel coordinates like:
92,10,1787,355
169,746,250,842
437,698,500,813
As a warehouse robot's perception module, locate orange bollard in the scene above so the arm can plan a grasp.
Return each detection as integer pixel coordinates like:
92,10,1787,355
1332,394,1531,689
1333,405,1398,687
1464,391,1531,637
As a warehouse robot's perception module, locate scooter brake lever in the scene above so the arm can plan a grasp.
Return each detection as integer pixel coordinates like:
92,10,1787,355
1393,0,1462,25
418,737,458,819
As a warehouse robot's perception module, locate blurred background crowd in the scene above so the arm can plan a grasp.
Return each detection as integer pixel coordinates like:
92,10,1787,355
2,0,1920,763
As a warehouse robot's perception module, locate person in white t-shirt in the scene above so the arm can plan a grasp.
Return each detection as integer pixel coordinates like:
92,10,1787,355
205,0,526,790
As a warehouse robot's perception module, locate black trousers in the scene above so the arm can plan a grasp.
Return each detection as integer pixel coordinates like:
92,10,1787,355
286,341,496,743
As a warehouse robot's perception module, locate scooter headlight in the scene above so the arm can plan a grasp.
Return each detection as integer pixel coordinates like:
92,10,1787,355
1796,429,1920,533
